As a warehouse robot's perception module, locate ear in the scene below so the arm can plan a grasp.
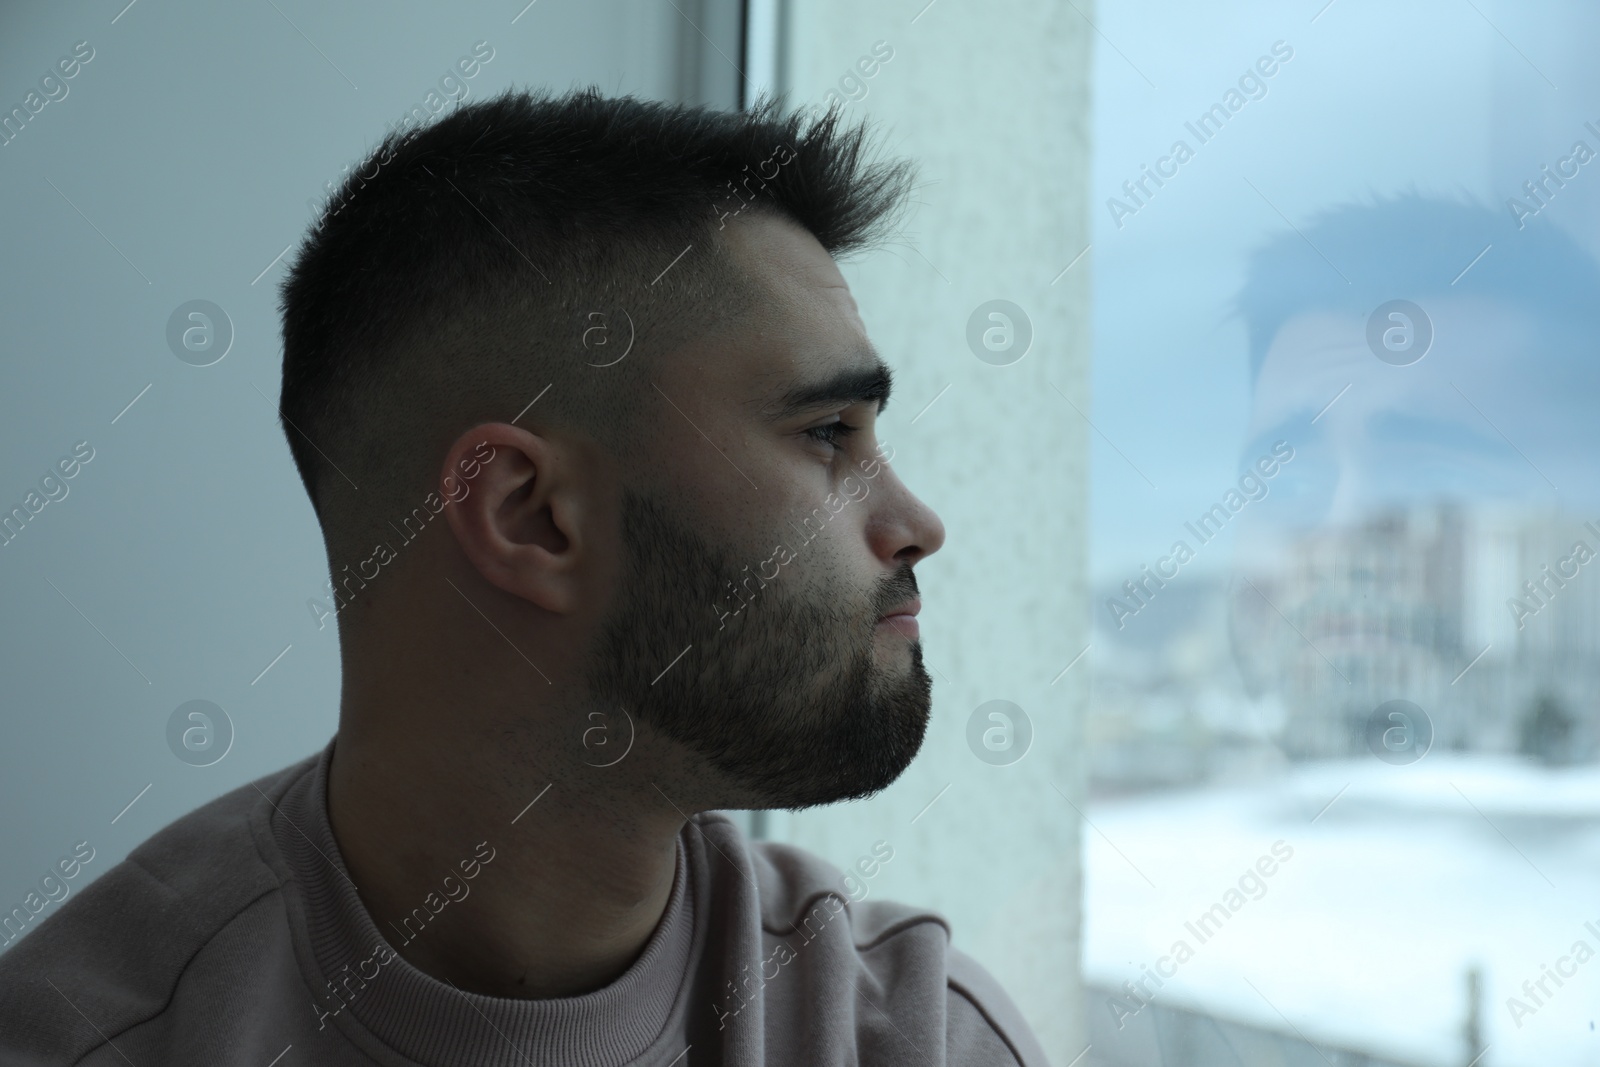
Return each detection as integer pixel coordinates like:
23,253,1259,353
439,422,588,615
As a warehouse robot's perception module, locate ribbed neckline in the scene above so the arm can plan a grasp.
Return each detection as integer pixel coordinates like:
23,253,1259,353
262,739,698,1067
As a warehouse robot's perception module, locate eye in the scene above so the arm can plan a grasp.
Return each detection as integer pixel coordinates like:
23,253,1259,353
803,419,860,450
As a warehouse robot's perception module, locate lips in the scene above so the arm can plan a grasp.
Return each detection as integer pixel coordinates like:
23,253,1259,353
877,599,921,639
878,598,921,623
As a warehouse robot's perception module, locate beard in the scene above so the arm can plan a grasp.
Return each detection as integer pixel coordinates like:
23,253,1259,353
583,487,932,810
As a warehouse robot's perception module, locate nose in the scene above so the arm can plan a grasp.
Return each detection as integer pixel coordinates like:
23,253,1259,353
1322,446,1368,529
867,461,946,566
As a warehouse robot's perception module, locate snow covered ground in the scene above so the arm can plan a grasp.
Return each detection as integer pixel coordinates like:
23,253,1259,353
1084,756,1600,1066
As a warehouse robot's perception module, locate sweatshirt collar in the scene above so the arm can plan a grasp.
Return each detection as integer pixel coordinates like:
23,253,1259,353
262,738,698,1067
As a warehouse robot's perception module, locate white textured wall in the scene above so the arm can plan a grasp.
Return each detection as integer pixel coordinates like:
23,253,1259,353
774,2,1093,1060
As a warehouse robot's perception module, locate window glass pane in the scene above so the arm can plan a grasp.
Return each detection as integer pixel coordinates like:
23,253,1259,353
1088,3,1600,1064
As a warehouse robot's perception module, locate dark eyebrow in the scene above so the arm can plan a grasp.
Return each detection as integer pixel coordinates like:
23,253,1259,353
1367,411,1507,453
763,358,893,421
1241,413,1319,464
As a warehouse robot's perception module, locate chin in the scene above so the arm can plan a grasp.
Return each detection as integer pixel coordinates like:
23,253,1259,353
747,664,933,812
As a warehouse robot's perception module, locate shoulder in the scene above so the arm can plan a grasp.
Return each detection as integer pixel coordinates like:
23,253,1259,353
946,943,1055,1067
0,753,317,1065
690,813,1052,1067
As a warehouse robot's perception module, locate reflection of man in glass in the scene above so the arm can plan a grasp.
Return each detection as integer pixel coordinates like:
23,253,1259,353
1227,195,1600,760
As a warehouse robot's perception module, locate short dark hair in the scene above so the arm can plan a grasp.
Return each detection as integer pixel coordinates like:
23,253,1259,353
277,87,915,592
1235,193,1600,383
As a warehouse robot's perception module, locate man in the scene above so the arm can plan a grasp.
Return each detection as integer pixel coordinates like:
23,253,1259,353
1226,194,1600,759
0,88,1050,1065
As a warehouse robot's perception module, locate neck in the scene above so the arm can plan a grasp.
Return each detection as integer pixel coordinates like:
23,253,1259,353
326,715,685,999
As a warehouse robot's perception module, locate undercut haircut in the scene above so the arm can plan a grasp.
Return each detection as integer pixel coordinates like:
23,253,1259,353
1235,193,1600,383
276,86,915,609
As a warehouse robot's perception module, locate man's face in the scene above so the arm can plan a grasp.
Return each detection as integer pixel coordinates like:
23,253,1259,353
1228,294,1583,700
1236,296,1547,558
583,214,946,810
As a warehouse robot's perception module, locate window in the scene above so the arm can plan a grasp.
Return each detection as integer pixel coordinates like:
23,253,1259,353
1085,2,1600,1064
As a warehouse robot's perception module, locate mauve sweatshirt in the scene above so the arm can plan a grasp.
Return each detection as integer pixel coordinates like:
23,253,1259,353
0,741,1051,1066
